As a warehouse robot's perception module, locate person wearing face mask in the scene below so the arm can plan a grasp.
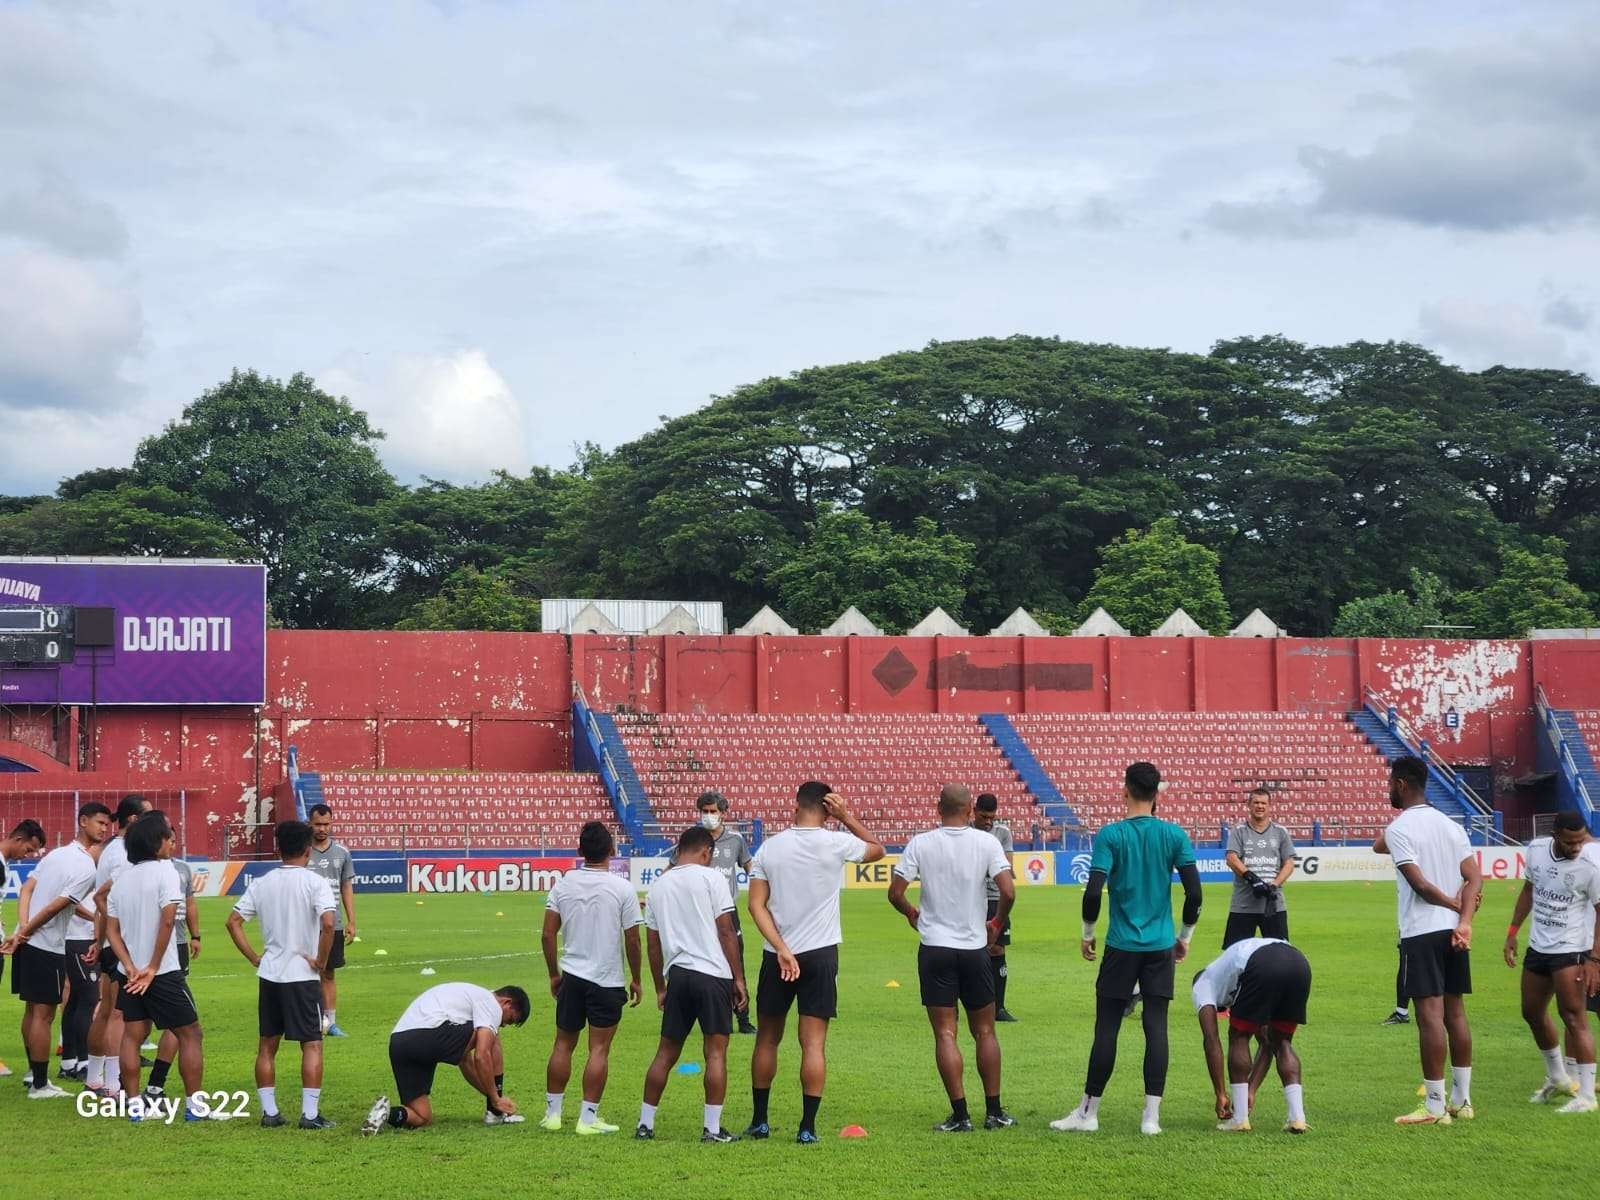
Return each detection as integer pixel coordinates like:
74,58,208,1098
668,792,755,1035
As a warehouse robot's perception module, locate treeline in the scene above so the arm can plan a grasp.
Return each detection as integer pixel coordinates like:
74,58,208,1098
1,335,1595,638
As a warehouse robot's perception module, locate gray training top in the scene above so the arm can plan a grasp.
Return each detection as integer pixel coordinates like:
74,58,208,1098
172,857,195,941
984,822,1014,901
1226,821,1296,913
307,840,355,928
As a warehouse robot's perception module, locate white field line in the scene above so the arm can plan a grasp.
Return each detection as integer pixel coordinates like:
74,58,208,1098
188,949,535,983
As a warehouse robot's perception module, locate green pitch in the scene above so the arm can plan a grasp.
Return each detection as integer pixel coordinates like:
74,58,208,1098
6,880,1589,1199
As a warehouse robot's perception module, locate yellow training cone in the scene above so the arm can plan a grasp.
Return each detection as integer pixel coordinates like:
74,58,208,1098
496,912,505,918
885,980,900,988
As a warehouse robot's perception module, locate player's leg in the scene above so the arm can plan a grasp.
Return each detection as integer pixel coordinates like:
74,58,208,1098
545,1026,580,1128
926,1004,971,1130
1271,1027,1308,1130
397,1094,434,1128
1219,1022,1255,1129
702,1030,733,1138
577,1022,621,1129
795,1015,828,1139
370,1033,437,1132
86,968,125,1092
1139,994,1171,1133
748,948,790,1136
119,1016,151,1100
1384,943,1409,1024
298,1035,327,1125
320,935,347,1036
966,1002,1010,1127
1412,994,1448,1111
1552,963,1596,1110
1442,991,1473,1115
1221,912,1256,950
639,1035,683,1134
60,945,94,1081
22,1000,62,1094
731,909,755,1035
1521,965,1569,1097
148,1029,178,1097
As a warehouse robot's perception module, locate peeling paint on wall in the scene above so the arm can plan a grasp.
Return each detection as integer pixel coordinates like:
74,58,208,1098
1384,641,1522,726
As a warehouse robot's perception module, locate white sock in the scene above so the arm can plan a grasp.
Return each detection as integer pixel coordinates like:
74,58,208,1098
579,1100,600,1125
1579,1062,1596,1101
1450,1066,1472,1105
1142,1095,1162,1123
1565,1055,1578,1076
1543,1046,1570,1082
1424,1079,1446,1115
302,1088,320,1119
1230,1083,1249,1119
704,1102,723,1133
1081,1094,1100,1118
86,1056,105,1088
546,1092,563,1119
1393,1006,1408,1017
259,1086,278,1117
1284,1083,1305,1123
639,1101,657,1130
60,1058,77,1071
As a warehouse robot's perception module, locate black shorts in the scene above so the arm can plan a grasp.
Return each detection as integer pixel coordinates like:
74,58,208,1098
757,945,840,1020
177,941,190,975
1097,945,1176,1002
117,971,200,1030
325,936,346,972
986,900,1012,947
1399,930,1471,999
1228,943,1311,1033
259,979,324,1042
917,944,995,1010
660,966,734,1042
10,944,66,1004
1223,910,1289,948
389,1022,476,1105
555,973,626,1032
1523,948,1589,977
66,939,100,992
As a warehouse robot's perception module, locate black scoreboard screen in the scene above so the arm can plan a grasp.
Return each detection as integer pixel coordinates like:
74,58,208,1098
0,605,76,664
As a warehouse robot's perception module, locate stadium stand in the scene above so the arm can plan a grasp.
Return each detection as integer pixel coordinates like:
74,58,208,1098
314,770,614,850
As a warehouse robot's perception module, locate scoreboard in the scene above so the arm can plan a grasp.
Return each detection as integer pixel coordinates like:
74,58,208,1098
0,605,76,664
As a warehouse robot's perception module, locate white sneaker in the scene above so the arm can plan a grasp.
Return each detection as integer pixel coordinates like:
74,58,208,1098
485,1111,526,1125
0,1062,13,1077
1140,1117,1163,1135
28,1083,70,1099
1049,1109,1098,1133
1557,1095,1598,1114
361,1094,390,1136
1530,1078,1579,1103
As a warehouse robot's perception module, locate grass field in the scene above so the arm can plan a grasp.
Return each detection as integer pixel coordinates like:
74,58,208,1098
3,879,1591,1199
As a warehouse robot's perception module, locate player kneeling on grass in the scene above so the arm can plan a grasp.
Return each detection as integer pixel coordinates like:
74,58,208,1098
106,813,218,1122
1191,937,1312,1133
541,820,644,1135
363,982,530,1133
1504,811,1600,1113
636,825,749,1143
225,819,338,1129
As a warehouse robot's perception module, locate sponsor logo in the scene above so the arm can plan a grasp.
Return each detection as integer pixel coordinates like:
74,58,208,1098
1024,857,1047,882
0,576,42,602
843,856,902,888
1068,853,1093,884
408,857,577,893
355,872,404,888
123,615,233,653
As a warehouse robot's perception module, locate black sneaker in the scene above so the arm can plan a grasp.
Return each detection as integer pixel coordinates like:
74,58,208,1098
984,1111,1017,1129
796,1129,821,1144
743,1121,770,1140
701,1127,741,1143
995,1008,1018,1023
635,1124,655,1140
299,1114,336,1130
736,1017,757,1036
1381,1010,1410,1026
261,1113,287,1128
932,1115,974,1133
139,1056,156,1069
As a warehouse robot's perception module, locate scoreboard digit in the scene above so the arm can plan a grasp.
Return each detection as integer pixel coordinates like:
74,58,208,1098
0,605,76,664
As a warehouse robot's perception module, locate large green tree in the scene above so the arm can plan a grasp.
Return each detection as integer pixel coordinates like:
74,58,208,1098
132,370,398,627
1331,570,1451,638
0,485,249,558
1455,541,1595,637
393,566,542,632
1080,517,1229,635
765,510,974,633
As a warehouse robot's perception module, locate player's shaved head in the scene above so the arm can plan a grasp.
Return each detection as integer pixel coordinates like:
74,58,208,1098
1125,762,1161,803
796,781,831,810
938,784,972,818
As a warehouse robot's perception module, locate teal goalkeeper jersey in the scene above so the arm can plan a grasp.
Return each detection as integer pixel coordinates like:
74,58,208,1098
1089,815,1197,952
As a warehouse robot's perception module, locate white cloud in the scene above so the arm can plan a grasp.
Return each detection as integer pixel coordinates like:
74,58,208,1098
0,247,142,408
1416,299,1586,371
0,166,129,259
318,349,527,484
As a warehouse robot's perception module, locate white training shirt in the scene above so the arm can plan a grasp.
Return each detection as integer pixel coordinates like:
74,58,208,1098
644,862,735,978
91,834,132,944
393,982,503,1035
231,865,337,983
894,825,1014,950
0,845,8,939
1524,837,1600,955
1191,937,1283,1011
107,860,185,977
749,826,868,956
546,867,643,989
1385,805,1473,939
27,841,98,954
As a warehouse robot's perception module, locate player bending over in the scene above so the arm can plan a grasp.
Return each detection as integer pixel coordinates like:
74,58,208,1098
1504,811,1600,1112
364,982,530,1133
1192,937,1312,1133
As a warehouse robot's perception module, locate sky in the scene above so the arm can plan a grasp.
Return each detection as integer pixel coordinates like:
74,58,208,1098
2,0,1597,495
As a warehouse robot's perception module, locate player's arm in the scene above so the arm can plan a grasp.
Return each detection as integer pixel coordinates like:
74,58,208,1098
1175,862,1203,962
1,892,72,951
541,909,562,998
185,875,201,958
1197,1003,1228,1116
748,877,798,980
17,875,34,928
340,877,357,941
1453,854,1482,949
225,909,261,967
824,793,886,862
309,909,335,973
107,914,144,991
1224,850,1247,878
715,910,747,1011
91,876,114,959
1372,830,1388,855
991,868,1015,935
1273,835,1296,887
646,927,667,1007
1081,869,1106,960
464,1026,511,1110
624,921,643,1006
886,873,919,932
1504,881,1533,967
1586,901,1600,998
1396,863,1461,914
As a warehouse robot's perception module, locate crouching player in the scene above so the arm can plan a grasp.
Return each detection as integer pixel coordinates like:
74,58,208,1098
1192,937,1312,1133
363,982,530,1133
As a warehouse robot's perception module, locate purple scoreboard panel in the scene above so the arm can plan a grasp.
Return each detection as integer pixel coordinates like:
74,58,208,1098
0,560,266,705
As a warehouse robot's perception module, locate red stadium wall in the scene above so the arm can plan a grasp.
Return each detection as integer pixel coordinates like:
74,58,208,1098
9,631,1600,844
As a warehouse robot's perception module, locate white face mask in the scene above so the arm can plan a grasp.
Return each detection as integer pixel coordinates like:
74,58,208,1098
701,812,722,831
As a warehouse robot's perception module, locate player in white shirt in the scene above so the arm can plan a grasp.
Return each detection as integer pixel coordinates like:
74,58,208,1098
888,784,1016,1133
225,819,339,1129
0,817,46,1080
1191,937,1313,1133
636,825,748,1143
744,782,885,1144
540,821,643,1134
1503,811,1600,1112
2,801,110,1097
1374,756,1482,1125
85,793,152,1095
363,980,530,1134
